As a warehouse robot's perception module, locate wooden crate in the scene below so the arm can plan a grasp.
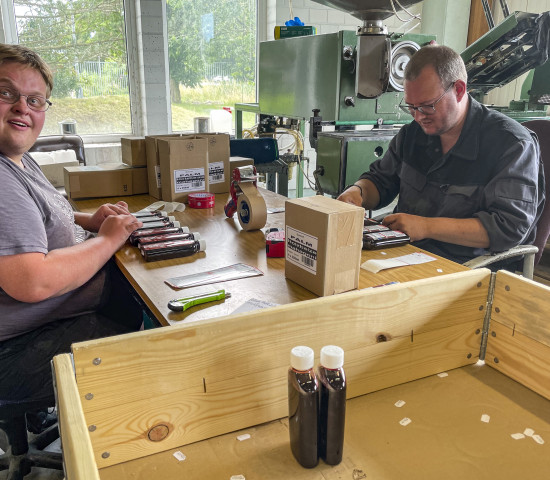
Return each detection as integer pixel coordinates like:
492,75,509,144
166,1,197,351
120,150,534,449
52,269,550,479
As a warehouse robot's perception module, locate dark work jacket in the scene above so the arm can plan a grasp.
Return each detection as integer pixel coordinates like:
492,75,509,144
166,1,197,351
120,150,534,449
360,96,545,263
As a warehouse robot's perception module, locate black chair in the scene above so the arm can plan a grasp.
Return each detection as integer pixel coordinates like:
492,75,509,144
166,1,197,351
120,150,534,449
0,400,63,479
28,134,86,165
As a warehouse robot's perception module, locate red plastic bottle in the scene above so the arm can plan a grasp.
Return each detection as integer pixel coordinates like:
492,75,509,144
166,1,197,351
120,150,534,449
288,346,319,468
318,345,346,465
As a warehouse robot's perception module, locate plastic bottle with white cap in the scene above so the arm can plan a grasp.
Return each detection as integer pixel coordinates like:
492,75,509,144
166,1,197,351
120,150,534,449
318,345,346,465
288,345,319,468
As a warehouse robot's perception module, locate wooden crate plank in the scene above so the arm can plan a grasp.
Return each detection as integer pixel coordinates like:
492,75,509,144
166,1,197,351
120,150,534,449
52,354,99,480
86,320,480,468
491,270,550,348
73,269,490,412
486,320,550,401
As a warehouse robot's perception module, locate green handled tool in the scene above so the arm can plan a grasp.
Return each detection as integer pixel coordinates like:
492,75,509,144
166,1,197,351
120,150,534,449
167,289,231,312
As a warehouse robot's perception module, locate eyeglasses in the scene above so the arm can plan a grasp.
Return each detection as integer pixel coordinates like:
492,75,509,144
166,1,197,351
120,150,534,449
0,85,52,112
399,82,455,116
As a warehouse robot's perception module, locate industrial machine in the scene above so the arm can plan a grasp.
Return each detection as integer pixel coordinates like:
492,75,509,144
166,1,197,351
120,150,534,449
257,0,550,198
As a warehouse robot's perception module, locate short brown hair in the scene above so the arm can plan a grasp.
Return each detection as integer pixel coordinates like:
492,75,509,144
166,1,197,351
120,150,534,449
0,43,54,97
405,44,467,88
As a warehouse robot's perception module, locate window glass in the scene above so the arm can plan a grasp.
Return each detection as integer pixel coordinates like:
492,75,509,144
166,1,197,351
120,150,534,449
167,0,257,134
13,0,131,136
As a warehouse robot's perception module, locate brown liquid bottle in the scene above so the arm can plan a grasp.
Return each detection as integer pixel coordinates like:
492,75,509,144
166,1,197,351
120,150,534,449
318,345,346,465
288,346,319,468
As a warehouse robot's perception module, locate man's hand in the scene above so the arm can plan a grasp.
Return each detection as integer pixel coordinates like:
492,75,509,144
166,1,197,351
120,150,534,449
76,201,132,232
382,213,428,242
337,186,363,207
97,213,143,251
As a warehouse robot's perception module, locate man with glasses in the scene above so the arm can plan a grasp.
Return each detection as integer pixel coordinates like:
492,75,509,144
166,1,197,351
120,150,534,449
0,44,143,433
339,44,545,265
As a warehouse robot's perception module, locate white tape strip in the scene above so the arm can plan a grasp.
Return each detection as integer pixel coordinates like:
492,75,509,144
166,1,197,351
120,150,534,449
237,433,251,441
399,417,412,426
511,433,525,440
394,400,406,408
481,414,490,423
523,428,535,437
437,372,449,378
532,434,545,445
173,451,186,461
230,475,246,480
138,201,186,214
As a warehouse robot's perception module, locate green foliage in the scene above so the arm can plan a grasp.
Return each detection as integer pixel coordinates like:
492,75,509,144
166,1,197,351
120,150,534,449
167,0,256,90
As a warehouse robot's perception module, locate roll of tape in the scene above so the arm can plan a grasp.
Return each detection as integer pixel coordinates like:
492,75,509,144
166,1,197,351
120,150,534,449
237,183,267,231
188,192,215,209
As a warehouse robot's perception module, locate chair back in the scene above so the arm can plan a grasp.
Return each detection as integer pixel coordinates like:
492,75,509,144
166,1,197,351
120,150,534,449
522,119,550,266
29,134,86,165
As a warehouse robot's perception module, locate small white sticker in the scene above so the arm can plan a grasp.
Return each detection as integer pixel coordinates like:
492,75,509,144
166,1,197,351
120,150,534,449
230,476,246,480
511,433,526,440
481,414,490,423
399,417,412,426
523,428,535,437
380,251,387,255
237,433,251,441
437,372,449,378
532,434,545,445
436,268,443,273
173,451,186,461
394,400,406,408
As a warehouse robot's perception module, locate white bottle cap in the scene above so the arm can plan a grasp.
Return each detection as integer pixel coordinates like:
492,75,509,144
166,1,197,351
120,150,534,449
181,226,190,233
158,210,167,217
320,345,344,369
290,346,314,371
198,239,207,251
173,221,181,228
168,216,176,222
192,232,201,240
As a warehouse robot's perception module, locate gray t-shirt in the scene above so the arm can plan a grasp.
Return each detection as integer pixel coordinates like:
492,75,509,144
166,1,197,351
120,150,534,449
0,153,106,341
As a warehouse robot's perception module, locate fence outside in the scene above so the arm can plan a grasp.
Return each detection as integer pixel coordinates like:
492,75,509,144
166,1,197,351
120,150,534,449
74,61,128,97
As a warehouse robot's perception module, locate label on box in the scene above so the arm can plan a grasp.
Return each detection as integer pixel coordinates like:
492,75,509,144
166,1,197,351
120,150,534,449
174,168,205,193
286,226,318,275
209,161,225,184
155,165,161,188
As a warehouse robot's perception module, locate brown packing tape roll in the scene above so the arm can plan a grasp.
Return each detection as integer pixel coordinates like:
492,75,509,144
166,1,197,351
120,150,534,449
237,183,267,231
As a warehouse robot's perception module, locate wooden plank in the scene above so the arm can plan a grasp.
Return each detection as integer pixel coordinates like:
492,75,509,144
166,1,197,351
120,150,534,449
491,270,550,348
485,321,550,401
85,320,481,469
52,354,99,480
70,269,490,468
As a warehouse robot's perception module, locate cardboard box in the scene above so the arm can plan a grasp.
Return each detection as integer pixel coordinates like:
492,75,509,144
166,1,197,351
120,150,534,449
229,156,254,172
121,137,146,167
197,133,231,194
285,195,363,296
32,150,79,187
64,163,146,199
145,134,182,199
157,137,209,203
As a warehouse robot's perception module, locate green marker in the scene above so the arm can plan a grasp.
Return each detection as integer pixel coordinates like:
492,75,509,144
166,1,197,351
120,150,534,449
167,289,231,312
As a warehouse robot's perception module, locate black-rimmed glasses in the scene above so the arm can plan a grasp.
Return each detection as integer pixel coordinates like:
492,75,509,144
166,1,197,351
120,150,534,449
0,85,52,112
399,82,455,116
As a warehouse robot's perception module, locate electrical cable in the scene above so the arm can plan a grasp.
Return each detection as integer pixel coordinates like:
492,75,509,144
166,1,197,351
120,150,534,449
389,0,421,22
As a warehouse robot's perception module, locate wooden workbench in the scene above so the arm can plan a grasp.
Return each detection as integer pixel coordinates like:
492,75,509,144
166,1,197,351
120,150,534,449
71,190,469,326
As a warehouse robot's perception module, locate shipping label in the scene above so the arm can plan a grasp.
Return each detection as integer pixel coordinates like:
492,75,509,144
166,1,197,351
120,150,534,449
286,226,318,274
174,168,205,193
209,161,225,184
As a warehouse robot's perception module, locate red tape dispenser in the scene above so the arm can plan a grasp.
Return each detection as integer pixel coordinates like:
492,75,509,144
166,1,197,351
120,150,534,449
265,227,285,257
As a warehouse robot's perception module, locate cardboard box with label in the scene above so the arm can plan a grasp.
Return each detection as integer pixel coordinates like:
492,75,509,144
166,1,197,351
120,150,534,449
145,134,183,199
285,195,363,296
63,163,148,199
121,137,146,167
183,133,231,194
158,137,209,203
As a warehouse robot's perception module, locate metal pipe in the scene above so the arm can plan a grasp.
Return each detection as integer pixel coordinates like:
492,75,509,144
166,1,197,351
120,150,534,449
481,0,495,29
